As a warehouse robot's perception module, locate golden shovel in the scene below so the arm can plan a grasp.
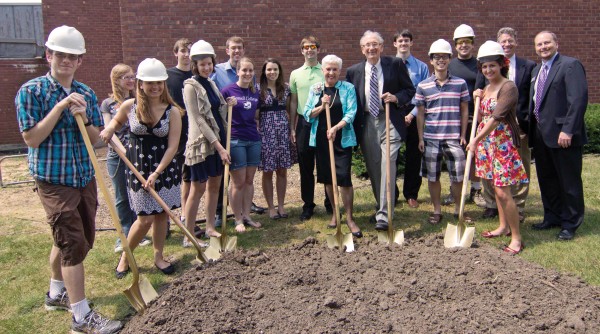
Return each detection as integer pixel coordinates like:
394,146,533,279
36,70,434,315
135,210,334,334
443,97,478,248
378,103,404,245
322,102,354,252
109,137,209,264
205,104,237,261
74,115,157,313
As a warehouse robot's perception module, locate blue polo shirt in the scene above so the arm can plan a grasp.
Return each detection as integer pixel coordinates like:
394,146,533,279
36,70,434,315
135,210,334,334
211,61,238,90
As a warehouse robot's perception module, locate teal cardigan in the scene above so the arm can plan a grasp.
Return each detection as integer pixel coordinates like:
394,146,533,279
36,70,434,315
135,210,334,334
303,80,357,148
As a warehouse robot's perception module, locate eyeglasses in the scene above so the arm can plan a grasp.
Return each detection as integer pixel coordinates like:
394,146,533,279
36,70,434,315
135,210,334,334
456,39,473,45
53,52,79,61
121,75,136,81
432,55,450,60
302,45,317,50
362,42,381,48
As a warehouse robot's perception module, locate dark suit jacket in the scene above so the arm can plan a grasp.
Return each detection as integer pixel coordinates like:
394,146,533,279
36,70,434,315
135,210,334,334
345,56,415,141
528,53,588,148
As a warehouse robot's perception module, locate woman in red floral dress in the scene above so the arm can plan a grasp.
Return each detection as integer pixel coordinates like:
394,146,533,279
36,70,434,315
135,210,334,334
466,41,528,254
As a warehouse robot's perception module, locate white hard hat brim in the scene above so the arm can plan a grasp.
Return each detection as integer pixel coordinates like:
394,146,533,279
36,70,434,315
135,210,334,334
136,74,169,81
45,43,86,55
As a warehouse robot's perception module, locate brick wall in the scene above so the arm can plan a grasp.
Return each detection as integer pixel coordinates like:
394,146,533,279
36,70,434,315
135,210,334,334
1,0,598,147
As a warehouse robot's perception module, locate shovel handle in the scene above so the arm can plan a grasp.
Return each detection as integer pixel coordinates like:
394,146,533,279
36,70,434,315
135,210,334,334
324,102,344,250
73,115,143,283
385,102,395,237
220,105,233,245
458,96,481,221
109,136,207,263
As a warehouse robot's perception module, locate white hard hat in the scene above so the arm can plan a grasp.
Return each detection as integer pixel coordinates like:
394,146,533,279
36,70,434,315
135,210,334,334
136,58,168,81
45,25,86,55
190,40,216,60
453,24,475,40
477,41,505,60
428,39,453,56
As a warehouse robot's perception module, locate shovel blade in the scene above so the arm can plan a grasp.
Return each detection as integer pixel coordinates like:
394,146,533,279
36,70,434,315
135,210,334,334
326,233,354,252
205,237,223,261
444,222,475,248
377,230,405,245
123,275,158,313
223,235,238,251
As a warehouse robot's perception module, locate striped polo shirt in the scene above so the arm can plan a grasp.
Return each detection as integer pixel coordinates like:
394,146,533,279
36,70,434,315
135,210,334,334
415,74,469,140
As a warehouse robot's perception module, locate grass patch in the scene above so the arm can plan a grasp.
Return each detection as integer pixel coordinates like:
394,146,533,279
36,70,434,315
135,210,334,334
1,155,600,333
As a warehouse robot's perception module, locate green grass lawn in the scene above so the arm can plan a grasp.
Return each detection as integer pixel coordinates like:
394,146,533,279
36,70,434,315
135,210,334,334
1,155,599,334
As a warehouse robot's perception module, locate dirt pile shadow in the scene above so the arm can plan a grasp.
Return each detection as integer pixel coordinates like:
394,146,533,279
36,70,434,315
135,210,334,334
123,235,599,333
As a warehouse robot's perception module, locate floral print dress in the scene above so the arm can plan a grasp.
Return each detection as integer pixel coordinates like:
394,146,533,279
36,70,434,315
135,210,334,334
474,98,528,187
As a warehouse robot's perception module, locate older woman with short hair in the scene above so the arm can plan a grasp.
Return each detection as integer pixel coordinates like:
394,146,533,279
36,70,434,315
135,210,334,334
303,55,362,237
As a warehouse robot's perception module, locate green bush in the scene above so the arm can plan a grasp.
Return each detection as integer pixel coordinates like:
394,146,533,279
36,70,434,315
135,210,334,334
584,104,600,154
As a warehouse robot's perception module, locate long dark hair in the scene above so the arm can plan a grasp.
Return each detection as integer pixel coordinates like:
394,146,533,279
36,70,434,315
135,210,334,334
259,58,285,102
477,55,509,78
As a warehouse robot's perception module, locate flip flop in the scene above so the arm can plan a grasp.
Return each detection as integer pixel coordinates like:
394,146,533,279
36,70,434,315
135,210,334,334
453,213,475,224
481,230,511,238
243,218,262,228
428,213,443,225
270,213,282,220
278,211,289,219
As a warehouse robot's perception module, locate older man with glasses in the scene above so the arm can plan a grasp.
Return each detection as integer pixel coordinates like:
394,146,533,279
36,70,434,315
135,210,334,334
346,30,415,231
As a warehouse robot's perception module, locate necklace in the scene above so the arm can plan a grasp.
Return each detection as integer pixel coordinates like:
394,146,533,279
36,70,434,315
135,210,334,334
328,87,338,105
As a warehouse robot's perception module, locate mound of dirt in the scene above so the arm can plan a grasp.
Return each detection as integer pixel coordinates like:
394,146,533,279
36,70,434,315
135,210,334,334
123,235,600,333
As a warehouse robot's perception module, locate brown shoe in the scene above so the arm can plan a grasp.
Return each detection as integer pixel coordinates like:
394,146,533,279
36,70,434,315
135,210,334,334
407,198,419,208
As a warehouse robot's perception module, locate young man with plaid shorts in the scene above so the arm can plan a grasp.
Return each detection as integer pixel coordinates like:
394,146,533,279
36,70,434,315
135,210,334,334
416,39,469,225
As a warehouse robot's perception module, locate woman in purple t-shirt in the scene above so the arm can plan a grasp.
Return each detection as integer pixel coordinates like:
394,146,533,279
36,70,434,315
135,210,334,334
220,57,262,232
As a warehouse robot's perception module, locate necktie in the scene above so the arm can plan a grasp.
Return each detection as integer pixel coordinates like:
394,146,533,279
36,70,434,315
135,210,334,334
369,65,380,117
533,64,548,122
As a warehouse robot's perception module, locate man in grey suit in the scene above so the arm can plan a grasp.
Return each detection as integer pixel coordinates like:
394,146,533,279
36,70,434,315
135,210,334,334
529,31,588,241
346,30,415,230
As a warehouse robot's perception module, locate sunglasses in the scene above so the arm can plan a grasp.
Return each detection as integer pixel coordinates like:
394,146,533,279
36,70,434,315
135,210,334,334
302,45,317,50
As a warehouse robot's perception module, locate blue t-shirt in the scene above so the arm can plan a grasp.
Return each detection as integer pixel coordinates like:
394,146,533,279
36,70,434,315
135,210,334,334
220,83,261,141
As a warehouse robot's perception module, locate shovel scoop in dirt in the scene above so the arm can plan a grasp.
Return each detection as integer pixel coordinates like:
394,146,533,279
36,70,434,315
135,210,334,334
75,115,158,313
443,97,479,248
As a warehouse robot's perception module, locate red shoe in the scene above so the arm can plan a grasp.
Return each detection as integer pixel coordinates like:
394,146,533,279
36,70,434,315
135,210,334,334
502,243,525,255
481,230,511,238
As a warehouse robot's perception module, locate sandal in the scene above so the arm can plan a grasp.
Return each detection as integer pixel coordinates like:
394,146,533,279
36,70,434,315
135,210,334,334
453,213,475,224
502,243,525,255
278,211,288,219
481,230,511,238
243,218,262,228
428,213,443,225
269,213,282,220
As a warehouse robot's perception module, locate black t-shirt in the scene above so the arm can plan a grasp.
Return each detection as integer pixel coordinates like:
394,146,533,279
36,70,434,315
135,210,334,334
167,67,193,154
449,57,482,120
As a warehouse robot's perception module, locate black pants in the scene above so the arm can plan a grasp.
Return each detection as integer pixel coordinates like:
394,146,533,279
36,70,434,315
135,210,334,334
402,118,422,200
533,129,584,231
296,117,331,210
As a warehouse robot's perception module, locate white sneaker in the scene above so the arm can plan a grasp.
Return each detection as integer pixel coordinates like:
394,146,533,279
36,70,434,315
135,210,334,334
138,238,152,247
183,238,208,248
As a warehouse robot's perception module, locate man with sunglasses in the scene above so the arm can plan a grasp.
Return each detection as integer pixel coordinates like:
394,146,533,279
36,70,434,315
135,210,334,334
15,26,122,333
289,36,333,220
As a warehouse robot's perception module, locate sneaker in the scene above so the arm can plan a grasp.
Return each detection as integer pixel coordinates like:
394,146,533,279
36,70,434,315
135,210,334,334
113,244,123,253
442,193,455,206
138,238,152,247
469,188,486,207
45,288,70,311
71,310,122,334
183,237,208,248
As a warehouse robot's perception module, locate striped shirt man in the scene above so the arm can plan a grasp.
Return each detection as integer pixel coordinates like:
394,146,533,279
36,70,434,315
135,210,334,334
414,74,469,140
15,72,102,188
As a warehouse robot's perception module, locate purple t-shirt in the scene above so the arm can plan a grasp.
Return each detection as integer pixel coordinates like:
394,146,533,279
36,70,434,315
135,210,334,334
220,83,261,141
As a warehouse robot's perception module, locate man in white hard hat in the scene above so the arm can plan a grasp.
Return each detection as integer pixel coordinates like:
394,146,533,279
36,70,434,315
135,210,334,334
415,39,469,225
167,38,193,238
393,29,430,209
529,31,588,241
445,24,485,207
478,27,536,222
15,26,122,333
346,30,415,231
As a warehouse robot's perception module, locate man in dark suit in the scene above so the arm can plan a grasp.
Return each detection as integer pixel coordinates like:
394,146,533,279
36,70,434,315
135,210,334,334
346,30,415,230
479,27,536,221
529,31,588,240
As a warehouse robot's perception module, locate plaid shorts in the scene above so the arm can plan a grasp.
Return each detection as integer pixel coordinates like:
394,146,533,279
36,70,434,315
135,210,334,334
421,139,466,182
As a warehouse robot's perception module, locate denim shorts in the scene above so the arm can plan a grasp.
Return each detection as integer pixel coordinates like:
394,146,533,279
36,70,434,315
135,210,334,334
230,139,261,171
